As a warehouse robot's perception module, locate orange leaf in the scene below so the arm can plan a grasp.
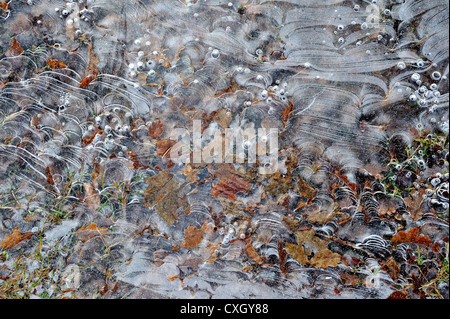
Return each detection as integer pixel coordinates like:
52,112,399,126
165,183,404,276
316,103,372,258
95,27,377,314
0,226,32,250
391,227,432,247
48,58,68,69
0,2,8,11
183,225,204,248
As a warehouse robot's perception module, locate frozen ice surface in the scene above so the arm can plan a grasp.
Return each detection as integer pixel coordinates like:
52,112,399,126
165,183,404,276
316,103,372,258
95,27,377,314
0,0,448,299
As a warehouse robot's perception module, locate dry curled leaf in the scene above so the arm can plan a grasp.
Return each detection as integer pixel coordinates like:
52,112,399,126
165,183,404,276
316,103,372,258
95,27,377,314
183,225,204,248
0,2,8,11
45,166,55,186
0,226,32,250
403,189,426,221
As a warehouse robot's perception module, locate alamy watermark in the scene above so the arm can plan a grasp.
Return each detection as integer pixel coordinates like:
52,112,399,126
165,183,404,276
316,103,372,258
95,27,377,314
167,120,279,174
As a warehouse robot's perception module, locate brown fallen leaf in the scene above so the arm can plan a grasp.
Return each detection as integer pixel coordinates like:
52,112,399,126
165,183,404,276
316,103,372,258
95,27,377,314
215,77,245,96
148,120,164,139
307,210,335,224
297,176,317,204
382,257,401,281
128,151,150,169
278,241,288,274
83,182,100,210
293,228,341,268
403,189,426,221
0,226,32,250
213,108,232,129
387,291,408,299
310,249,341,268
156,138,177,157
391,227,432,247
144,170,188,225
245,241,263,265
265,172,293,197
75,223,108,243
285,242,308,265
183,225,204,248
80,41,99,88
182,164,200,183
340,272,362,285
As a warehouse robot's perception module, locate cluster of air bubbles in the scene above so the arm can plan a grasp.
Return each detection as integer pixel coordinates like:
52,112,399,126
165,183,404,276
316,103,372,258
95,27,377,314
422,173,449,210
220,219,251,245
124,40,171,83
406,69,443,109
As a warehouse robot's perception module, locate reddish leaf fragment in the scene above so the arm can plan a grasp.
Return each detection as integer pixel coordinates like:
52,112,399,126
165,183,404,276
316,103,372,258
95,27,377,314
387,291,408,299
45,166,55,186
0,2,8,11
0,226,32,250
391,227,432,247
281,99,293,128
278,241,287,274
6,39,24,57
156,138,177,157
211,175,251,200
128,151,149,169
148,120,164,139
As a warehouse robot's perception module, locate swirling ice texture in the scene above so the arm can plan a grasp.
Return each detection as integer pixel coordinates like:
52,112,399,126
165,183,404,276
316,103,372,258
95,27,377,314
0,0,448,299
